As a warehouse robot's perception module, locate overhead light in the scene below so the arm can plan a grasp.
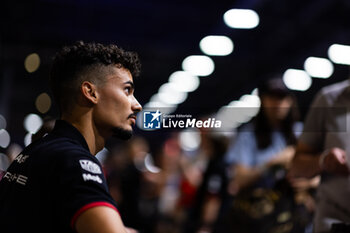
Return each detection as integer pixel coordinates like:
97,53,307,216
283,69,312,91
239,94,261,120
143,101,177,115
216,92,261,131
239,94,261,108
158,83,188,105
216,105,241,129
182,55,215,76
144,154,161,173
168,71,200,92
0,114,6,129
24,113,43,134
24,133,32,146
0,129,10,148
227,100,256,124
0,153,10,171
35,92,52,114
144,93,178,114
24,53,40,73
304,57,334,79
199,35,234,56
179,129,201,151
328,44,350,65
149,94,176,107
223,9,259,29
146,93,178,114
251,88,258,96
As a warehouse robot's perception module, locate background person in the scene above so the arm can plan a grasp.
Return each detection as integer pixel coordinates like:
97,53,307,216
225,78,298,194
223,77,311,233
288,79,350,233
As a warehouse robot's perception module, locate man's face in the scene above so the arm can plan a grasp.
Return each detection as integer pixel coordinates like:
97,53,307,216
94,66,142,139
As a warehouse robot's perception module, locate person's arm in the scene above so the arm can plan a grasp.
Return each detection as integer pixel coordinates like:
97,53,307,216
265,146,295,168
320,147,349,176
229,164,263,194
288,142,321,178
75,206,127,233
231,146,295,192
289,141,349,178
198,196,221,232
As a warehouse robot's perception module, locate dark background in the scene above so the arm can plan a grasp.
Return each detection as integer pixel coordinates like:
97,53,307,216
1,0,350,147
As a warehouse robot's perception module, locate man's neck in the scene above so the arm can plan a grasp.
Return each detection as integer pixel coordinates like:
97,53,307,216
61,114,105,155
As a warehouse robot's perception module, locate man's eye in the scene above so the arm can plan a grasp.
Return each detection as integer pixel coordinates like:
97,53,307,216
125,87,131,94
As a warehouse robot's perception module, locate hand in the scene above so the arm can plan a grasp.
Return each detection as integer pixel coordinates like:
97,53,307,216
288,176,320,192
320,148,349,176
266,146,295,167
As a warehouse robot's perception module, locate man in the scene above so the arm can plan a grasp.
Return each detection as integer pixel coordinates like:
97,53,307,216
0,41,142,233
289,79,350,233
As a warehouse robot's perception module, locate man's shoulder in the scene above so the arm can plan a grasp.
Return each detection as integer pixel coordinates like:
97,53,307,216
319,79,350,98
28,134,92,162
40,133,87,150
23,135,101,179
309,79,350,107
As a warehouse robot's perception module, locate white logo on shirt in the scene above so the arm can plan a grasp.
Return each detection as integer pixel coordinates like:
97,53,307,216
14,154,29,164
3,172,28,185
79,160,102,174
82,173,102,184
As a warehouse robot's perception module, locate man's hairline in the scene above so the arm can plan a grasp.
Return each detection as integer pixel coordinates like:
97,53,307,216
58,64,133,112
67,66,124,97
93,64,133,86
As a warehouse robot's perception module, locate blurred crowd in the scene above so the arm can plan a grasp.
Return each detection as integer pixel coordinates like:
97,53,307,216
1,77,350,233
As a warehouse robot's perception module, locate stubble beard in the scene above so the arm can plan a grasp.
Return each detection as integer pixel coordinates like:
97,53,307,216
111,127,133,140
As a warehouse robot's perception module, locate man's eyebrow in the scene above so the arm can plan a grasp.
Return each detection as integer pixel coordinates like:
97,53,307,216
124,81,134,89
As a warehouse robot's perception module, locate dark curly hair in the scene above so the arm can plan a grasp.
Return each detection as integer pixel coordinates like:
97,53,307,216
50,41,141,113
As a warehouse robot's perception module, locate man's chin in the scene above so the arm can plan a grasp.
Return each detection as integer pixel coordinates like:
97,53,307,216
111,127,133,140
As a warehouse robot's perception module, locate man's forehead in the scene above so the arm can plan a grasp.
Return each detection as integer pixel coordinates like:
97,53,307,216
107,65,133,82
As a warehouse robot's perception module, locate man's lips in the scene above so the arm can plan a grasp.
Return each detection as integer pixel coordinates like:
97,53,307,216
128,114,137,125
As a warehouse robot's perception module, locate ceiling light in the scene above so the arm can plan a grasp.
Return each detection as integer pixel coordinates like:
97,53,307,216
283,69,312,91
0,114,6,129
223,9,259,29
199,35,234,56
24,133,32,146
35,92,52,114
144,154,161,173
24,113,43,134
328,44,350,65
251,88,258,96
24,53,40,73
0,153,10,171
158,83,188,104
182,55,215,76
0,129,10,148
168,71,200,92
179,129,201,151
227,100,256,124
216,106,240,130
239,94,261,108
304,57,334,79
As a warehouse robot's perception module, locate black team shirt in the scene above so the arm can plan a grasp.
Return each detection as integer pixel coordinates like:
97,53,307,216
0,120,118,233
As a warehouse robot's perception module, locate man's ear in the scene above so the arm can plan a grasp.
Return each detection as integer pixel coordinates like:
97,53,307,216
81,81,99,104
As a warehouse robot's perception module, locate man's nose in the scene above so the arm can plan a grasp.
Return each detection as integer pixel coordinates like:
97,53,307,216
132,97,142,113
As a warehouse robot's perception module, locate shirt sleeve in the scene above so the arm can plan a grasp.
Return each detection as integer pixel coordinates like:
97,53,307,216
53,150,118,229
298,90,327,152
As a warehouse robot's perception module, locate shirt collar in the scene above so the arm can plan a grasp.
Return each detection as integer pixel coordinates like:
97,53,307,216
51,120,90,153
